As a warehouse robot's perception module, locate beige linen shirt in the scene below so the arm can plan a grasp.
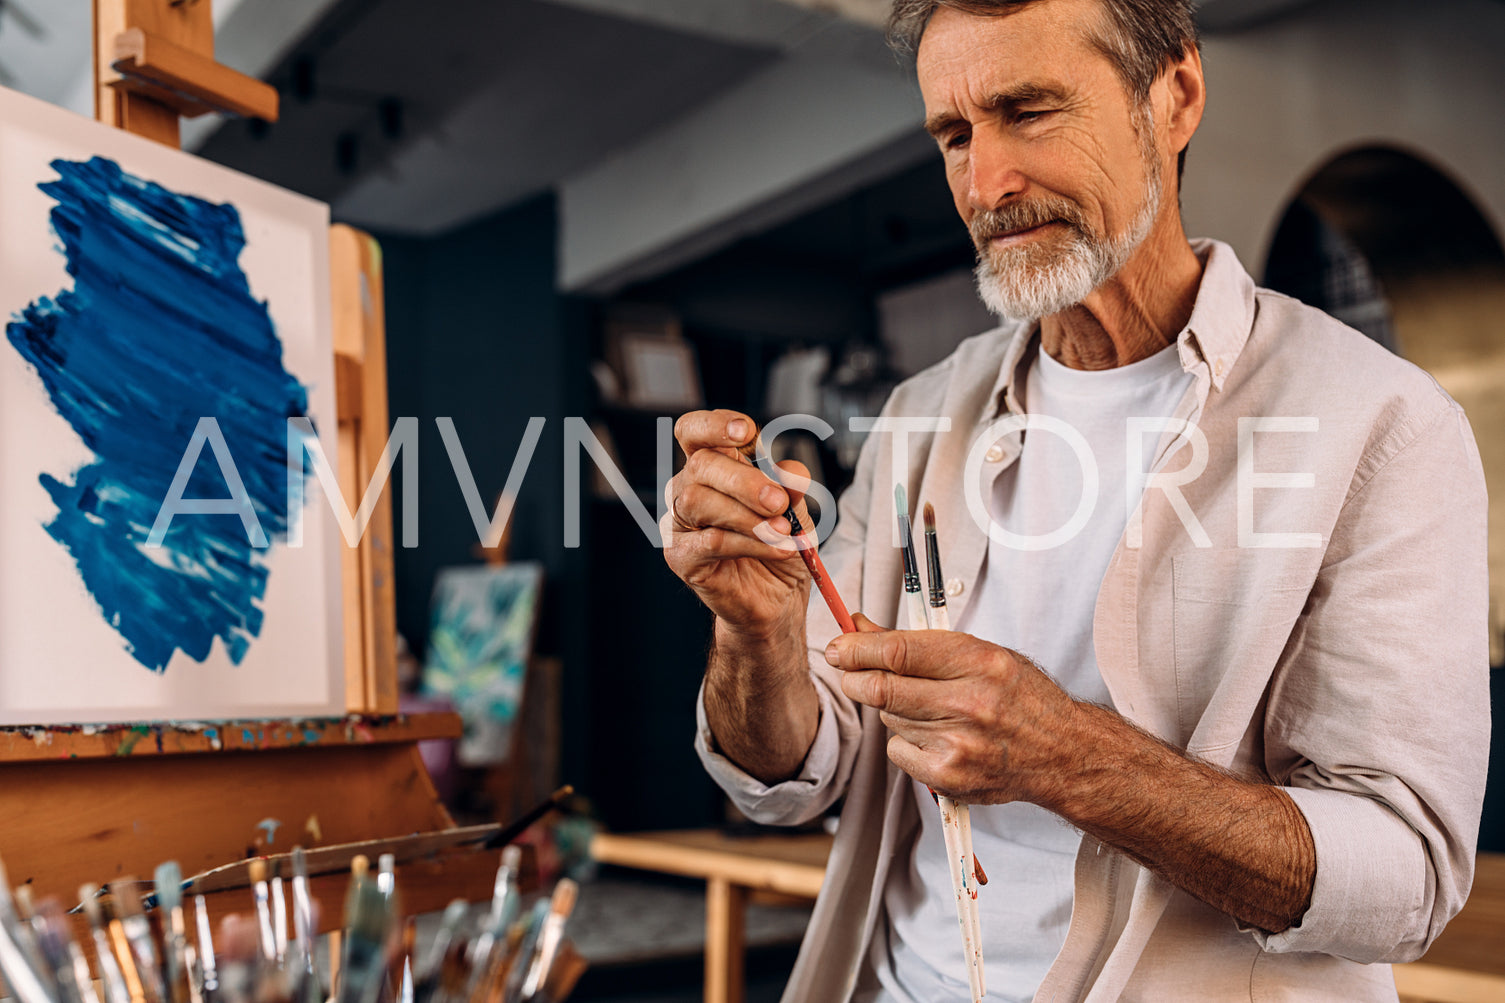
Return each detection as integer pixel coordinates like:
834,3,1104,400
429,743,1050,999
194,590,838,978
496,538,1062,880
695,240,1490,1001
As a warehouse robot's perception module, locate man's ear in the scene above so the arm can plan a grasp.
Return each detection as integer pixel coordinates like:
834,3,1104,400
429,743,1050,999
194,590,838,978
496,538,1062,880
1164,46,1206,159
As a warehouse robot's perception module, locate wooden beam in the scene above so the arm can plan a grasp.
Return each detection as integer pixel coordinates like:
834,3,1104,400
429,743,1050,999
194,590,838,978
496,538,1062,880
112,27,280,121
334,351,365,423
94,0,216,145
330,225,399,714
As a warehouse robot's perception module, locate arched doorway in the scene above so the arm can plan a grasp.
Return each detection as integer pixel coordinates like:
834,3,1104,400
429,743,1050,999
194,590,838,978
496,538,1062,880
1265,146,1505,849
1266,145,1505,654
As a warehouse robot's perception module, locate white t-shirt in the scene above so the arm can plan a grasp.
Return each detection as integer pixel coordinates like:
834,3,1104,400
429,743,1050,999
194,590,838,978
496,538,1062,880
862,341,1194,1002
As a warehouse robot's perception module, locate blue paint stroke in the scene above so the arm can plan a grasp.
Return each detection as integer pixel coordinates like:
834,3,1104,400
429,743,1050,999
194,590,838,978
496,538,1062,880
5,156,313,671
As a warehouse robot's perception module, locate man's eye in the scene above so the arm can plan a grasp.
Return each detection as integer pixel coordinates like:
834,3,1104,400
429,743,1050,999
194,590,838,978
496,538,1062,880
946,133,971,150
1016,110,1051,124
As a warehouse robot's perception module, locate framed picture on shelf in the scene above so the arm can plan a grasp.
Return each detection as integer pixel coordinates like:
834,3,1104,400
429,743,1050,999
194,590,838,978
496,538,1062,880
606,316,703,410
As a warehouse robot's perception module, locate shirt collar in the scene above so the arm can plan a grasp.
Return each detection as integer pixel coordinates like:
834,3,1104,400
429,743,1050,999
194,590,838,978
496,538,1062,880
984,238,1257,420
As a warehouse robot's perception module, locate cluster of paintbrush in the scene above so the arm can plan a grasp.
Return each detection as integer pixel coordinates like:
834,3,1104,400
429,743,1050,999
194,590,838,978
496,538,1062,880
0,846,581,1003
405,849,581,1003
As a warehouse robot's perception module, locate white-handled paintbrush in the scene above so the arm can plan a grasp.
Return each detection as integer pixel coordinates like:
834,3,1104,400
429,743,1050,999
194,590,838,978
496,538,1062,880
248,861,276,965
269,874,288,968
922,503,985,1002
153,863,191,1003
81,885,131,1003
192,895,217,1001
520,879,577,1001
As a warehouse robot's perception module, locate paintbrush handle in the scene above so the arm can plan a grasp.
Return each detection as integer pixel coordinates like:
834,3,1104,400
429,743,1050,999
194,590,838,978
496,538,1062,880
0,922,54,1003
925,602,951,632
904,591,929,633
91,929,132,1003
935,796,984,1003
788,509,856,634
482,786,574,850
956,802,985,996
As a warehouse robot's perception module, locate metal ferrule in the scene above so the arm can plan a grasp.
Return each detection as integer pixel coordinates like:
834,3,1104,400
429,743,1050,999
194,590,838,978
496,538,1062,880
926,530,946,607
898,514,921,594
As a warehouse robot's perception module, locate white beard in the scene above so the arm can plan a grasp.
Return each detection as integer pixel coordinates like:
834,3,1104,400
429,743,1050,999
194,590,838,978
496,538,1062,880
974,150,1163,322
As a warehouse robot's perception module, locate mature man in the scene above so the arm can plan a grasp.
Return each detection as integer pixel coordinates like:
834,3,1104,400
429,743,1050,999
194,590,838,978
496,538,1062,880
664,0,1489,1000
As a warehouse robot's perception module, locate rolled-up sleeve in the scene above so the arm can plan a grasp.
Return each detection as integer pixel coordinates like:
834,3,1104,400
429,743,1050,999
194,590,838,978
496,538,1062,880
694,676,856,826
1257,398,1490,962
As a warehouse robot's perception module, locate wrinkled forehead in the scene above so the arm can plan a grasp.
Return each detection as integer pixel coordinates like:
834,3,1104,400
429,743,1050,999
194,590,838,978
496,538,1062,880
915,3,1117,107
916,1,1107,74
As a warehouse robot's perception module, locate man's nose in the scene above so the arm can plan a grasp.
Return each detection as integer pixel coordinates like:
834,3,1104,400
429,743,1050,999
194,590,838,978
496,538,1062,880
966,130,1027,212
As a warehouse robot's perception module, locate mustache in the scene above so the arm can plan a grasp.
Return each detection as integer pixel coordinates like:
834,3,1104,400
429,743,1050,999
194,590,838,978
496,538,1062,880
970,198,1089,247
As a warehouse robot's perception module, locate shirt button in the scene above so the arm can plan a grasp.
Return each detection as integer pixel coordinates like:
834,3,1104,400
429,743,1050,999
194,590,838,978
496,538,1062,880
1214,358,1226,378
985,444,1005,462
946,579,964,598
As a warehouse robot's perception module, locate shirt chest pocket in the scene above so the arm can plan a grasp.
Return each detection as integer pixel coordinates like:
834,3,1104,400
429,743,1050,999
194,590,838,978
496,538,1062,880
1170,549,1316,755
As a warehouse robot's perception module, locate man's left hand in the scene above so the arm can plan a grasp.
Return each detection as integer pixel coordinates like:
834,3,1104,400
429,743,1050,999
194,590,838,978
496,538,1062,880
824,613,1082,805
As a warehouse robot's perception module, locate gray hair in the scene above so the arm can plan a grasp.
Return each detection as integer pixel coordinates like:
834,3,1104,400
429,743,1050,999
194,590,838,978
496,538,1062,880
887,0,1199,101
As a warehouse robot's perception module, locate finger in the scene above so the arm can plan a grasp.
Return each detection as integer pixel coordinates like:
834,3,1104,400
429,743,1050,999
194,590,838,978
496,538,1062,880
824,628,968,679
852,612,887,633
666,526,800,575
886,733,940,790
769,459,811,508
685,449,791,519
840,669,951,720
670,480,792,544
674,409,756,454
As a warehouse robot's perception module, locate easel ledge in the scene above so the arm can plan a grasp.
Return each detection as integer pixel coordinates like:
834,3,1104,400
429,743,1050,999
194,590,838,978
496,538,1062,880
0,713,459,762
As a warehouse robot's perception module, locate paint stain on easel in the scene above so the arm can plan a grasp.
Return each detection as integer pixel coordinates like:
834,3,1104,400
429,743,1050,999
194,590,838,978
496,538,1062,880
114,725,151,756
4,157,314,672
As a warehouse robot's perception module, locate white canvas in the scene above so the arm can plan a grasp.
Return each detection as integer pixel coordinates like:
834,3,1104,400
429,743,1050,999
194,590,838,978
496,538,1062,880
0,85,344,724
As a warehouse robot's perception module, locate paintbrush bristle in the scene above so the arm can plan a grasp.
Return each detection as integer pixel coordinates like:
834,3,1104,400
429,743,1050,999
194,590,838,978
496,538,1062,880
923,502,937,534
154,862,183,913
79,885,104,926
108,878,143,917
248,859,267,885
549,879,578,917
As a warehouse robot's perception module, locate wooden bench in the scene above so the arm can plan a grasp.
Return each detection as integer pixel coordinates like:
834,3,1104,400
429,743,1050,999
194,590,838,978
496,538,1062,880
592,832,1505,1003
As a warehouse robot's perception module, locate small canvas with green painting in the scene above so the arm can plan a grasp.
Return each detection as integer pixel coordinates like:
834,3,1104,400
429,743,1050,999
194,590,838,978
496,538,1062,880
422,563,544,765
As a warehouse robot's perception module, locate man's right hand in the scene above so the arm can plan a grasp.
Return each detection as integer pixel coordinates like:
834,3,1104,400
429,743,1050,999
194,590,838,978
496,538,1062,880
666,409,825,785
664,409,814,637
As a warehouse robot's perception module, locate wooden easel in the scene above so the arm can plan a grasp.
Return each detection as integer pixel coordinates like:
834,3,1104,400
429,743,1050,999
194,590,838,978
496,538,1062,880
0,0,499,933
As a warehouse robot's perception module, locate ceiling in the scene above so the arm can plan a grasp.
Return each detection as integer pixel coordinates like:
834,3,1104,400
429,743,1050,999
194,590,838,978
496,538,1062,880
0,0,1336,252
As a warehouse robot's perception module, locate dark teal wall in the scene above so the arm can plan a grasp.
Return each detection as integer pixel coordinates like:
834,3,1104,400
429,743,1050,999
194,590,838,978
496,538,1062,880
373,194,593,790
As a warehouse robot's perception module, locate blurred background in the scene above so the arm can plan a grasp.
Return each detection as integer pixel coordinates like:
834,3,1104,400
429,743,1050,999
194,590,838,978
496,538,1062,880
4,1,1502,999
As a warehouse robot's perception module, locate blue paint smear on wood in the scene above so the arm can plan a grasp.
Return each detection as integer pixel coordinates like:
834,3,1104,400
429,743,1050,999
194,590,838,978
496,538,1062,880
5,157,313,672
